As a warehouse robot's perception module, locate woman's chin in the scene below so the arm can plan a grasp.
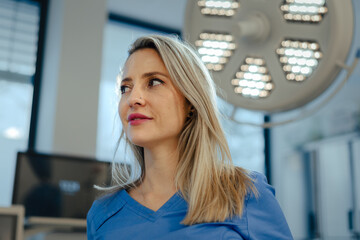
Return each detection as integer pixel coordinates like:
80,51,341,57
127,137,149,148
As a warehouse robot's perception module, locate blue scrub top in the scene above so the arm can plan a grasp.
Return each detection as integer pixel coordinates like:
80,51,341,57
87,172,293,239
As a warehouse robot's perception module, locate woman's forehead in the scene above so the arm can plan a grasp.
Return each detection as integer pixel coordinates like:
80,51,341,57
123,48,167,76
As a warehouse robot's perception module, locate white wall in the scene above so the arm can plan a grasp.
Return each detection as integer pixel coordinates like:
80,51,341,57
36,0,106,158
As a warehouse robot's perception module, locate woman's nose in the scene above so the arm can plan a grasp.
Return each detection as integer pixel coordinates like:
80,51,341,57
127,86,145,107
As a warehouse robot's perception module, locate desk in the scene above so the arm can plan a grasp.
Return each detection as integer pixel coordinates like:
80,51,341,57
25,217,86,240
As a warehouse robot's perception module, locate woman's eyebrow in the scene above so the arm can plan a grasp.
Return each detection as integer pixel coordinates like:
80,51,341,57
121,77,132,84
121,72,169,83
143,71,170,79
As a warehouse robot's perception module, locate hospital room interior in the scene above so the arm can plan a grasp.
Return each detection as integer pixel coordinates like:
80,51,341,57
0,0,360,239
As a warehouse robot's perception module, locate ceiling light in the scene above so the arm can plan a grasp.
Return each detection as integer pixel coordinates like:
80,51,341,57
3,127,22,140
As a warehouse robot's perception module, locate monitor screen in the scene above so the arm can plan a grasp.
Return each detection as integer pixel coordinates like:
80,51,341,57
12,152,112,219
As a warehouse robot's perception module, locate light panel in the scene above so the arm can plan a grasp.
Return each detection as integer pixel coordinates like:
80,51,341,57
197,0,240,17
276,39,322,82
280,0,328,23
231,57,274,98
195,32,236,71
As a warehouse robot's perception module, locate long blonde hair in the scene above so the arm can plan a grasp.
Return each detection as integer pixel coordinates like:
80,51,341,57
108,35,255,225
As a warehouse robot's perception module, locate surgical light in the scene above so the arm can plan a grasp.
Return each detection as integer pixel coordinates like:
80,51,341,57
183,0,355,114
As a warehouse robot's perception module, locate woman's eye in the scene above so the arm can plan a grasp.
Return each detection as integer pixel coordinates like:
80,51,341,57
120,85,130,94
149,79,164,87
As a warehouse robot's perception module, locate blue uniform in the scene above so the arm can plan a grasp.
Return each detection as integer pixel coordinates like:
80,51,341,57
87,172,293,239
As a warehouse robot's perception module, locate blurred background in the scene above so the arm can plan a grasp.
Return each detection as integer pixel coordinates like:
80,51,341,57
0,0,359,239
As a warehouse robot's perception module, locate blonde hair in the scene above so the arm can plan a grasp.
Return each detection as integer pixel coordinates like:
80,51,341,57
108,35,255,225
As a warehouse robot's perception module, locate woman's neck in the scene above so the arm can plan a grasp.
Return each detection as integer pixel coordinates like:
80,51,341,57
141,144,178,195
128,143,179,211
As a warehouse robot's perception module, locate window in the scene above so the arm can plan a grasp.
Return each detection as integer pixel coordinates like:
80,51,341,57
0,0,41,206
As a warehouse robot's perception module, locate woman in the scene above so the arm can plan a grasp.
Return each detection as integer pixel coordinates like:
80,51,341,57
87,35,293,239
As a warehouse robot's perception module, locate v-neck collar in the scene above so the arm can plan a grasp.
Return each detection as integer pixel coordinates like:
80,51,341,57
119,189,185,222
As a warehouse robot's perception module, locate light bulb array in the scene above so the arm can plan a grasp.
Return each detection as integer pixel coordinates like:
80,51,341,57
195,32,236,71
280,0,328,23
197,0,240,17
276,39,322,82
231,57,274,98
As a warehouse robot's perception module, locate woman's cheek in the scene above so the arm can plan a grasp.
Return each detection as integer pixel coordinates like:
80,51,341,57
118,101,127,124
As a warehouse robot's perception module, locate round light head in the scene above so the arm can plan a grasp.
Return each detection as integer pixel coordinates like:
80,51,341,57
183,0,354,113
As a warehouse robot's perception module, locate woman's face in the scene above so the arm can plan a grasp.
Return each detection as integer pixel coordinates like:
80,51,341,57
119,48,189,149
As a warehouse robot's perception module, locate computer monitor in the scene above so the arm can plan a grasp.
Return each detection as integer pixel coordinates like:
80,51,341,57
0,205,24,240
12,152,111,220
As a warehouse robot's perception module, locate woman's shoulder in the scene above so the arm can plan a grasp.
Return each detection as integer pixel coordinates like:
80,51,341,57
244,171,280,215
229,171,294,239
247,171,274,198
87,190,126,231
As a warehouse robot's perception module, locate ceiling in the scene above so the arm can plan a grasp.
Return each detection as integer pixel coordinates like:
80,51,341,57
107,0,188,31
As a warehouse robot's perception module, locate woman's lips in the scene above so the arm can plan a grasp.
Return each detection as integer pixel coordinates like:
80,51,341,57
127,113,152,126
129,118,151,126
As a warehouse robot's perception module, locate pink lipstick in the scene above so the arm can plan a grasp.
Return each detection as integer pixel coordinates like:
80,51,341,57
127,113,152,126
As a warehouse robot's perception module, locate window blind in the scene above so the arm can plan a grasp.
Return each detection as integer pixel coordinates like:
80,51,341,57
0,0,39,81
